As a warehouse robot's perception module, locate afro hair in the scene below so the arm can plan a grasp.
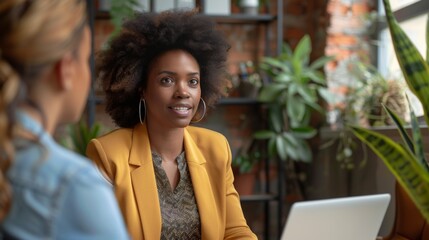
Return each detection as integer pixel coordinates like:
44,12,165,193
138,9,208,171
96,10,230,128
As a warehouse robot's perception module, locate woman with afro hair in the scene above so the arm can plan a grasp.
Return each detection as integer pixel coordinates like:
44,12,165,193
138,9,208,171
86,10,257,240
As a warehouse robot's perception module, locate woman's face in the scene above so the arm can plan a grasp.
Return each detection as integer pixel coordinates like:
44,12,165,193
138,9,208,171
144,49,201,129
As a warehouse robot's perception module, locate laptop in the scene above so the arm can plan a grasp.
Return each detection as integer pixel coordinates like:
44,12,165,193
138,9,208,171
280,194,391,240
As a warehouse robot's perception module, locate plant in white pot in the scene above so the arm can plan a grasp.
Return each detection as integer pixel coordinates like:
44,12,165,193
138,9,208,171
234,0,265,15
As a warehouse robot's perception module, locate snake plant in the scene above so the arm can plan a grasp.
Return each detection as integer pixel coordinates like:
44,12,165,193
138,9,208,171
351,0,429,222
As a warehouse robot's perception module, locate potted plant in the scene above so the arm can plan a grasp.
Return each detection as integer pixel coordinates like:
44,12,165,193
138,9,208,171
351,0,429,222
321,60,408,170
232,150,261,174
61,120,103,156
232,151,261,195
231,138,262,195
237,61,263,98
108,0,142,38
253,34,334,199
233,0,266,15
346,61,408,127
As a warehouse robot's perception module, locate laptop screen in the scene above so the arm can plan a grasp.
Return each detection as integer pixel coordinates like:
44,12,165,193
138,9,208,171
280,194,391,240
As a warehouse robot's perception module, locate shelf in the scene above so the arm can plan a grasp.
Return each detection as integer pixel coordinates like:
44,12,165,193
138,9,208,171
96,11,276,23
218,97,260,105
240,194,278,202
320,124,429,140
204,14,276,24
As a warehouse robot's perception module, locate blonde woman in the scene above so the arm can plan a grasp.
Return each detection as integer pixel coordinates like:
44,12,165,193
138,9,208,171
0,1,128,239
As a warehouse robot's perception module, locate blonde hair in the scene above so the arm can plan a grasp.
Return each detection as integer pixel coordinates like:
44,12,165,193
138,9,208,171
0,0,87,220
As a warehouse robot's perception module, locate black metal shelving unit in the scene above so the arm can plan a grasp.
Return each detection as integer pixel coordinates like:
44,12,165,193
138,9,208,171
215,99,284,240
206,1,284,238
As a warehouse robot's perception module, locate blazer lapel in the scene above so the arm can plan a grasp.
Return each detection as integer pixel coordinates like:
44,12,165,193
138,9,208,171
184,128,220,239
129,124,161,240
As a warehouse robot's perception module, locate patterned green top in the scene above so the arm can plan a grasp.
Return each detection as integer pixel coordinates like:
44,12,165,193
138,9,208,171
152,152,201,240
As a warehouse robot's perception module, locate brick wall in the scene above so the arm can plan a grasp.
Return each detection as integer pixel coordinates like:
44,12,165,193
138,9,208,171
283,0,330,60
324,0,376,125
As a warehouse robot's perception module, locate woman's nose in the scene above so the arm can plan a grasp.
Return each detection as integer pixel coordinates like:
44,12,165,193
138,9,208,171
174,82,190,98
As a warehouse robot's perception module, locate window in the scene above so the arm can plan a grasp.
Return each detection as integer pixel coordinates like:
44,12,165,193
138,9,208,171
377,0,429,117
389,0,420,11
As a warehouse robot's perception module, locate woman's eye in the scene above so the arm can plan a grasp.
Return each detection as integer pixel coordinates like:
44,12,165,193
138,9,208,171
160,77,173,85
189,79,199,86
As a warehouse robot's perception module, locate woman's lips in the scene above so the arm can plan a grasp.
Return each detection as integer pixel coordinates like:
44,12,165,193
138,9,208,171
169,105,192,116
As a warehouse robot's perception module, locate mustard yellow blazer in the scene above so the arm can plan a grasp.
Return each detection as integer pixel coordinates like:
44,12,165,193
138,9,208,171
86,123,257,240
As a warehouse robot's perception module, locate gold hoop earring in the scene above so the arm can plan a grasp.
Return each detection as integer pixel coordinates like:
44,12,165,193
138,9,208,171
192,98,206,123
139,98,146,125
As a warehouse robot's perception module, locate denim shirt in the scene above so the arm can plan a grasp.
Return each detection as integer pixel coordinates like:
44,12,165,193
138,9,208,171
1,113,129,240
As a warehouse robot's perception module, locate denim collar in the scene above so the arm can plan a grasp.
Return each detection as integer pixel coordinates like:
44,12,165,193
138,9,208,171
15,110,50,143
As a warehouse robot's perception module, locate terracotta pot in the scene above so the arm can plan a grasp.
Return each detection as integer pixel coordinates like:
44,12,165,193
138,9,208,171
381,183,429,240
233,168,256,196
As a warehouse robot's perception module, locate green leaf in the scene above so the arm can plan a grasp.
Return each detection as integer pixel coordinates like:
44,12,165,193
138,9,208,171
296,84,317,103
232,153,258,174
292,59,303,79
318,88,337,104
91,124,101,138
288,83,298,96
300,109,312,127
282,133,311,162
282,132,299,146
259,62,277,77
261,57,290,74
383,0,429,127
282,44,293,58
80,121,90,143
276,135,288,161
282,134,300,160
291,36,311,78
426,14,429,64
268,105,284,133
274,73,293,83
287,97,306,124
306,100,325,114
284,143,300,160
382,104,414,154
109,0,140,38
67,121,102,156
290,127,317,139
296,140,312,162
304,70,327,85
253,130,276,139
310,55,335,70
259,84,286,102
408,101,429,172
351,125,429,222
293,35,311,65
